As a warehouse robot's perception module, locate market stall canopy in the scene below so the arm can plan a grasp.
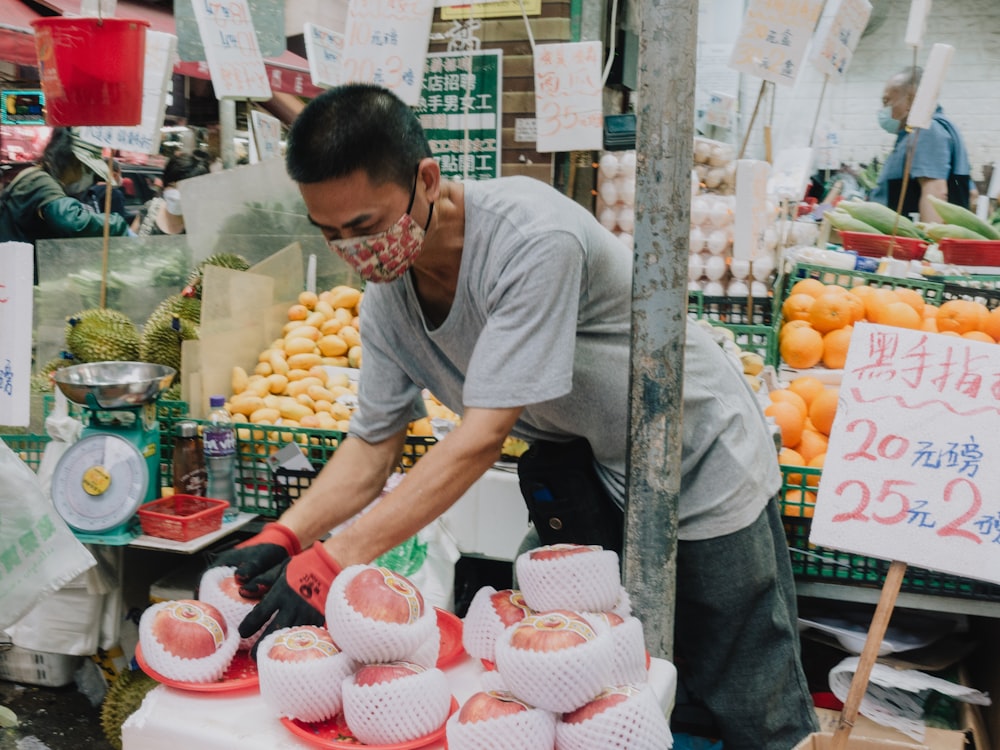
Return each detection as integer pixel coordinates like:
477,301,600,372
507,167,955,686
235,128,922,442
0,0,46,68
10,0,323,98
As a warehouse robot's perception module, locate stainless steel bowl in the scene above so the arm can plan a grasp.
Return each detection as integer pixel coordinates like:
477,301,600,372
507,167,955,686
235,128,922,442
52,362,177,409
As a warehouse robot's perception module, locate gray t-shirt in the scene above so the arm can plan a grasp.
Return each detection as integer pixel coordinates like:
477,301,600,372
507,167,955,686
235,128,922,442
350,176,778,540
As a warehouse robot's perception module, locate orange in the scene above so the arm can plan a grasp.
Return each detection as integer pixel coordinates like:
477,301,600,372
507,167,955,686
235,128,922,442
936,299,983,334
809,387,840,437
938,331,961,337
962,330,996,344
778,447,805,485
788,376,826,406
842,292,867,323
790,278,828,298
780,325,824,369
796,429,829,462
848,284,875,302
894,287,926,316
880,301,922,330
805,452,825,488
982,307,1000,342
769,389,808,418
864,288,900,324
822,326,853,369
780,319,812,341
808,294,853,333
765,401,805,449
782,293,815,322
782,489,817,518
921,316,939,333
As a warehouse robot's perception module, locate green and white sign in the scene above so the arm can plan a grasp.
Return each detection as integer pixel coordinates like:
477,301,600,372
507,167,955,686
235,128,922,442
417,50,502,182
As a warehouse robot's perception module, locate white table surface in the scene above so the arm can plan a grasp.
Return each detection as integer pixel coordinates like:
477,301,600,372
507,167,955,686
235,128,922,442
122,654,677,750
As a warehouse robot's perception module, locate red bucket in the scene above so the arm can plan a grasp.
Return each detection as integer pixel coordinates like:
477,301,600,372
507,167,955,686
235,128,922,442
31,17,149,126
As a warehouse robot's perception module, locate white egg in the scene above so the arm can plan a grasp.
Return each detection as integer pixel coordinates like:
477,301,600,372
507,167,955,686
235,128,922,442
689,279,704,292
617,232,633,249
688,253,704,281
620,151,637,178
709,200,732,228
691,170,700,197
693,140,711,164
617,206,635,233
703,280,726,296
727,279,749,297
703,254,727,281
751,280,770,297
618,179,636,206
751,255,775,281
689,225,706,253
598,207,618,231
704,167,725,190
706,230,729,255
599,153,619,179
599,180,619,206
729,258,750,279
690,197,709,226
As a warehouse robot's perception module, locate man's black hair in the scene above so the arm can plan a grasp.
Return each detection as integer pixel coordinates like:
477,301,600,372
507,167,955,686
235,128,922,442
285,84,432,188
39,127,79,182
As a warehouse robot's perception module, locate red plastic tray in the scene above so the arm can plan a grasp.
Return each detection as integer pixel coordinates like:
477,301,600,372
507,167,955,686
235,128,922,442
135,644,259,693
281,697,457,749
137,495,228,541
939,237,1000,266
839,231,928,261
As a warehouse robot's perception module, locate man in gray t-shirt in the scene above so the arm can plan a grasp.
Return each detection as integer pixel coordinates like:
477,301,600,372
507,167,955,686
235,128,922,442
214,84,818,748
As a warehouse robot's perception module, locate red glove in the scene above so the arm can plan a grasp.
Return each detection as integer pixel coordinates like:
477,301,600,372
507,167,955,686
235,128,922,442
210,522,301,588
238,543,342,656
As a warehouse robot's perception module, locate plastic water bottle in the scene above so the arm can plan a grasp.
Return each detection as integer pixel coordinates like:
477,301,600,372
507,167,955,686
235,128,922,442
204,395,238,521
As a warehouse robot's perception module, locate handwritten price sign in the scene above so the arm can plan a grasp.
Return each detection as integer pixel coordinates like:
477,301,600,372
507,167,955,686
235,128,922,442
811,322,1000,586
533,41,603,153
809,0,872,80
304,21,344,90
0,243,34,427
728,0,823,87
190,0,272,100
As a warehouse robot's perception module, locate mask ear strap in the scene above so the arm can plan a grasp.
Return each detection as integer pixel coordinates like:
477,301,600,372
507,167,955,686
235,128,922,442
423,202,434,233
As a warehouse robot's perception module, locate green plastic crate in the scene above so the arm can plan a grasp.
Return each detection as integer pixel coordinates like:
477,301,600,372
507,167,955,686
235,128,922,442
1,434,50,471
777,262,946,307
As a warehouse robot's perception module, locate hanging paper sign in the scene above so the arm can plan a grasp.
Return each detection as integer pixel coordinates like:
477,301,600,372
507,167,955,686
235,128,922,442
907,43,954,130
176,0,285,62
190,0,272,100
303,22,344,90
728,0,824,86
79,31,177,156
811,323,1000,587
249,110,281,162
533,41,603,153
0,243,34,427
733,160,771,261
340,0,436,107
704,91,736,130
767,147,814,200
809,0,872,79
417,50,502,181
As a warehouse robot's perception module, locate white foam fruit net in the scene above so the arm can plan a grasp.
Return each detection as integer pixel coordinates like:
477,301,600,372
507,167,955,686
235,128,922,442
446,696,557,750
462,586,534,662
410,625,441,669
256,626,357,722
584,614,648,686
326,564,437,663
198,566,263,651
341,663,452,745
494,612,614,713
138,600,240,683
555,684,674,750
516,546,621,612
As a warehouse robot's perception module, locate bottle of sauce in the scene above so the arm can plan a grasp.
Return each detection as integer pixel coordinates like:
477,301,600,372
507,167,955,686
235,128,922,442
172,421,207,497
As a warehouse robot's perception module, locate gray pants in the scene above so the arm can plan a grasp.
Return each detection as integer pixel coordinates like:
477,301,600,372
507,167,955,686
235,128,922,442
517,496,817,748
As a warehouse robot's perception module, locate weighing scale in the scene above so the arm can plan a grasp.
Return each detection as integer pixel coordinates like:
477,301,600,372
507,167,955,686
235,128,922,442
51,362,176,545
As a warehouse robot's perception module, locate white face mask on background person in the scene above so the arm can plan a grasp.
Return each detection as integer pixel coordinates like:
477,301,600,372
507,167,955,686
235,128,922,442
162,187,183,216
877,106,902,135
64,171,94,197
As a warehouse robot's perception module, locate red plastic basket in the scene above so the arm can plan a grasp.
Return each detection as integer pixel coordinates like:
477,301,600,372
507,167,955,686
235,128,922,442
138,495,228,541
939,238,1000,267
838,231,928,261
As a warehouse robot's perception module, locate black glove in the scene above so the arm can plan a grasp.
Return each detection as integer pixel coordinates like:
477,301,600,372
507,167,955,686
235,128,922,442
209,522,301,588
238,542,342,658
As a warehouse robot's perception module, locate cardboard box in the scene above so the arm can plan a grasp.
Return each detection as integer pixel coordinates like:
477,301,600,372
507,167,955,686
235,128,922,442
794,734,928,750
806,708,968,750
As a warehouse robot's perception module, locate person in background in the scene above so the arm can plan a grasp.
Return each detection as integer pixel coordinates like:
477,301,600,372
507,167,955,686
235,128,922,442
84,159,130,223
0,128,132,284
869,66,971,223
131,149,213,236
211,84,818,749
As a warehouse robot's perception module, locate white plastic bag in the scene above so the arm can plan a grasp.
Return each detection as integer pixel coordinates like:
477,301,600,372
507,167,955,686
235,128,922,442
0,439,96,631
35,388,83,500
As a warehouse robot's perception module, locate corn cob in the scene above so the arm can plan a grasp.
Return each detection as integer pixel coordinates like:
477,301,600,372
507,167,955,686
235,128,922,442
836,200,926,239
927,195,1000,240
825,209,881,234
917,222,989,242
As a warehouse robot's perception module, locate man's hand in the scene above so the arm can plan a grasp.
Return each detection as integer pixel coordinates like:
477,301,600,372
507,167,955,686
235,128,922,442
209,522,301,586
238,542,342,657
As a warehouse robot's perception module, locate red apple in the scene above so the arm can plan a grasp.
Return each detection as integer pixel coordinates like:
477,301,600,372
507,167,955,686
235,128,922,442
562,685,639,724
592,611,624,628
490,590,533,627
529,544,601,561
508,610,596,652
457,690,531,724
218,574,256,604
267,626,339,662
344,566,424,624
353,660,424,687
150,600,228,658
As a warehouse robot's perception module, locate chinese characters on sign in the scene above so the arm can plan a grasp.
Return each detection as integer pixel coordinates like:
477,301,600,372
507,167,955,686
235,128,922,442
417,51,501,181
303,21,345,89
0,243,34,427
809,0,872,80
728,0,824,87
811,323,1000,586
189,0,272,100
341,0,436,106
533,41,603,153
250,110,282,162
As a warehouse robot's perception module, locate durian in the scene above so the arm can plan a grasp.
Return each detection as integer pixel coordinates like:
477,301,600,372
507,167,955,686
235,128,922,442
184,252,251,299
64,309,140,363
150,293,202,326
139,314,198,375
100,668,158,750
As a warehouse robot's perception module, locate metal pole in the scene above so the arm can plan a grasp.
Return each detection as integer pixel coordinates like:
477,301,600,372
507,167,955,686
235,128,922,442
219,98,237,169
624,0,698,661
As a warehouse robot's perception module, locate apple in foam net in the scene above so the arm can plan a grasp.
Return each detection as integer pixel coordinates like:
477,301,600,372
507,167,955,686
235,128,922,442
353,660,424,687
457,690,531,724
490,589,533,627
150,600,228,659
529,543,601,561
562,685,639,724
268,626,339,663
344,566,424,624
508,610,596,652
218,574,256,604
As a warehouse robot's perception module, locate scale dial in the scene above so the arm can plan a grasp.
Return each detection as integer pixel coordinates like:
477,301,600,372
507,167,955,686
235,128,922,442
51,433,149,532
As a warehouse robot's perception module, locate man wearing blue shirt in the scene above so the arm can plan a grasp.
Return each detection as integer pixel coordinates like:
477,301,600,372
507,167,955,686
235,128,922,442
870,66,971,222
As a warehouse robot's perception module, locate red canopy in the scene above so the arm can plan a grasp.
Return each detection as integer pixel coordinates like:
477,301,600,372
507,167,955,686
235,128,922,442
0,0,46,67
